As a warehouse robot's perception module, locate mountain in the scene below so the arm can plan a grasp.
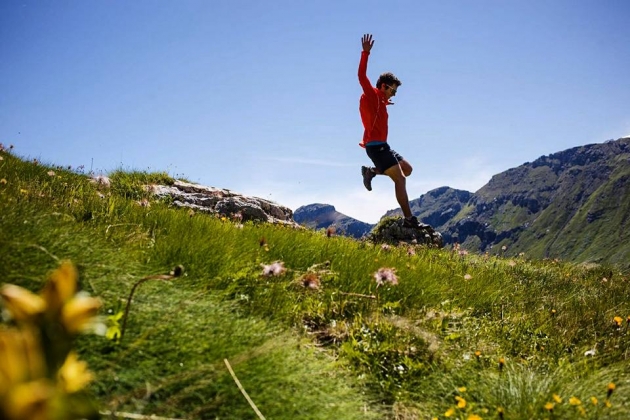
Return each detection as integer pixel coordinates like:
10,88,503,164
384,186,473,227
297,137,630,267
441,137,630,265
293,203,373,238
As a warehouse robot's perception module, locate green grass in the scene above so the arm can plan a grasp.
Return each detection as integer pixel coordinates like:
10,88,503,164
2,149,630,419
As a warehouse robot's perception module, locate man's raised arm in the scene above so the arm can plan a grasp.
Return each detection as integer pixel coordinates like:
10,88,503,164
358,34,375,95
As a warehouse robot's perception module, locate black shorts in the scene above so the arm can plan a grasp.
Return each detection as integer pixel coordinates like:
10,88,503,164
366,143,403,173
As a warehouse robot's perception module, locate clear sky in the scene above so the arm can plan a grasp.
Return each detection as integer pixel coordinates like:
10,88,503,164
2,1,629,223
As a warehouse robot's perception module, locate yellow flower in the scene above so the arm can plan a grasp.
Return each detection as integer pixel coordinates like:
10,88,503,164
0,328,45,390
578,406,586,416
613,316,623,327
545,402,554,411
569,396,581,405
445,407,455,417
456,396,467,408
590,396,598,405
458,386,467,392
607,382,615,397
57,351,94,393
468,415,482,420
604,399,612,408
42,261,78,313
61,295,102,334
0,284,46,322
474,350,481,357
4,379,55,420
553,394,562,403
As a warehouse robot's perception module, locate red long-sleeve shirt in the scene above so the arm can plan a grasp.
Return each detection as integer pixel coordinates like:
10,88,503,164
358,50,391,148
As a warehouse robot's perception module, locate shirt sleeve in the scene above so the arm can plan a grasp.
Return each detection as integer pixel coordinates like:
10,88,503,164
358,51,377,101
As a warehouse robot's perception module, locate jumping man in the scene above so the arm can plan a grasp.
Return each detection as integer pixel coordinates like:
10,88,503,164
358,33,420,228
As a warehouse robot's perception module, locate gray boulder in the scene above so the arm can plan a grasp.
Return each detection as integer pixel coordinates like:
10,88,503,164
149,181,298,226
368,217,443,248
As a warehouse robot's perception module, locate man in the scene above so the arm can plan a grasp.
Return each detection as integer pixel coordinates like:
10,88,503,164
358,33,420,228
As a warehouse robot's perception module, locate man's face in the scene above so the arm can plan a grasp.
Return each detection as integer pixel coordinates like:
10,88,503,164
381,83,398,100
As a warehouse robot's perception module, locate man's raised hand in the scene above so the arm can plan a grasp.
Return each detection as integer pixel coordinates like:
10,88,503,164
362,34,374,52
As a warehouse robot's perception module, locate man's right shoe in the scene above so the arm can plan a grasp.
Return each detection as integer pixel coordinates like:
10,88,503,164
361,166,376,191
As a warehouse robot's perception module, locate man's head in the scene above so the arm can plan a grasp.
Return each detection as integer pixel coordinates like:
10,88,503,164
376,72,402,100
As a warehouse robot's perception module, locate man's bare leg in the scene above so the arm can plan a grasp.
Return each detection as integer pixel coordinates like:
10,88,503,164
384,163,412,218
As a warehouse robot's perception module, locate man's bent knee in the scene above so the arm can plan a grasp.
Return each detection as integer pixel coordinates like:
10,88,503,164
400,160,413,177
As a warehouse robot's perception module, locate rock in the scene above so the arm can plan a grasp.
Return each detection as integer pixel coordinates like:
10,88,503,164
368,217,443,248
149,180,299,226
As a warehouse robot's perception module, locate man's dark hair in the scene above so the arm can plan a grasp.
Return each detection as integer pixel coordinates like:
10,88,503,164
376,72,402,89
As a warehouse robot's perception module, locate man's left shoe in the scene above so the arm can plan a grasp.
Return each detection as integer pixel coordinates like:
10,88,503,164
402,216,430,229
402,216,420,228
361,166,376,191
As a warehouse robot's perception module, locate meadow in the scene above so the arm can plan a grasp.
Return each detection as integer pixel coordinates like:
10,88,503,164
1,146,628,419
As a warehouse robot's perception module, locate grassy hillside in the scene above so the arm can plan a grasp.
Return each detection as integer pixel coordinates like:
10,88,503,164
1,148,630,419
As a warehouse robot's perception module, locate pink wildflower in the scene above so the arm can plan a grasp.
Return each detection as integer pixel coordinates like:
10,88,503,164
261,261,286,277
374,267,398,286
300,273,321,290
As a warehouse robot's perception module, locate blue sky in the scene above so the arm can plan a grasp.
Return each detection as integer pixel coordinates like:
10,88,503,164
2,1,629,223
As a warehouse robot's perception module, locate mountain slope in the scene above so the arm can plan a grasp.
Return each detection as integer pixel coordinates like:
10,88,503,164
442,137,630,266
293,203,373,238
384,186,473,227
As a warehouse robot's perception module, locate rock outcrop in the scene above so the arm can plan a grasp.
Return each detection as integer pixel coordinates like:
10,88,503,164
369,217,443,248
149,181,298,226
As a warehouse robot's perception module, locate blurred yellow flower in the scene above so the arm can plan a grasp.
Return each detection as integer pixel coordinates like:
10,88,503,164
468,415,482,420
57,352,93,393
569,396,581,405
607,382,615,397
553,394,562,403
613,316,623,327
61,295,102,334
4,379,54,420
456,396,467,408
605,400,612,408
590,396,598,406
0,284,46,322
42,260,78,312
0,328,45,392
544,402,554,411
458,386,467,392
445,407,455,417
